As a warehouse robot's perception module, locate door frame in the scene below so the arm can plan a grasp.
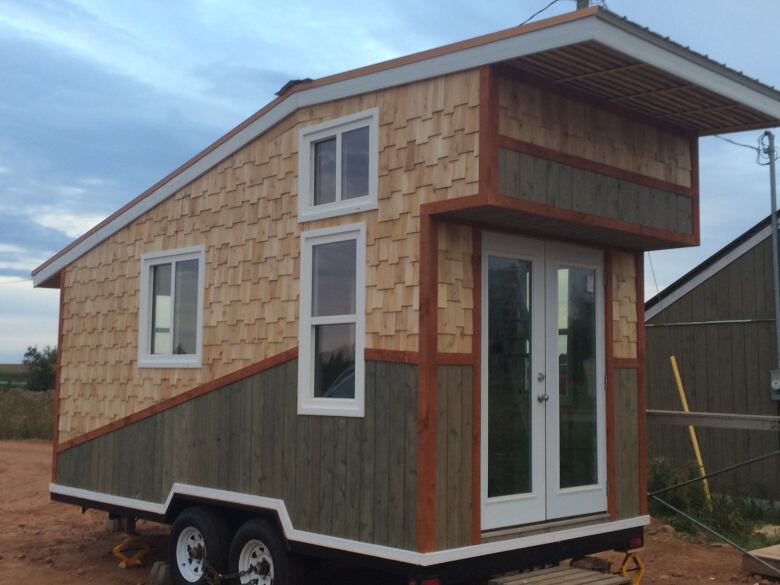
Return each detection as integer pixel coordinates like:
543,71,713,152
480,232,607,531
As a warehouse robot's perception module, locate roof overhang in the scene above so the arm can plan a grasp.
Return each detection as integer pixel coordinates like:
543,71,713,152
32,7,780,288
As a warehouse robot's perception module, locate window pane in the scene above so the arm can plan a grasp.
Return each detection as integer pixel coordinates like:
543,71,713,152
341,126,369,200
151,263,172,354
173,259,199,355
312,240,356,317
314,323,355,399
487,255,533,497
558,266,598,488
313,137,336,205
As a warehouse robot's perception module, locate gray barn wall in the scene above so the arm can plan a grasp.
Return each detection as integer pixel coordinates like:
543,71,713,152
499,149,693,236
646,236,780,498
614,368,641,519
57,359,419,549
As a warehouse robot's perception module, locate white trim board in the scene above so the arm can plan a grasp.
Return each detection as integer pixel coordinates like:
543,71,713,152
32,11,780,287
49,482,648,566
645,223,772,321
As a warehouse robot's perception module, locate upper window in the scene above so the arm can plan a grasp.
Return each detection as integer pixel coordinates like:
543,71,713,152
298,224,366,417
138,246,204,368
298,108,379,222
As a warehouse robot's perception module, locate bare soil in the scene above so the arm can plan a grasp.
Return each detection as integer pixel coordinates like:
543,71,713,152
0,440,773,584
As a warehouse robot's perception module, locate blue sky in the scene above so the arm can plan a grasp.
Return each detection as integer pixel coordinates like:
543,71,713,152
0,0,778,362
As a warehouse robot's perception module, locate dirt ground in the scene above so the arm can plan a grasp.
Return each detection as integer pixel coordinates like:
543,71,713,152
0,440,773,585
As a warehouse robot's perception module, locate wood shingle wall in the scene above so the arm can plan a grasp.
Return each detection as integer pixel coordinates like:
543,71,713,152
437,223,474,354
498,76,692,188
59,70,480,442
612,251,638,360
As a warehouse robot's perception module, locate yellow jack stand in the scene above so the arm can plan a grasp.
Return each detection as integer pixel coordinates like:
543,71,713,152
112,536,150,569
620,550,645,585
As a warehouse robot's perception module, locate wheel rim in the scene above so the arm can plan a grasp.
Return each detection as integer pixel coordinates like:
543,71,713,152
238,539,274,585
176,526,206,583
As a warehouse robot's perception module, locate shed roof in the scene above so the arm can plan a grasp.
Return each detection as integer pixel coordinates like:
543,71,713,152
645,212,777,320
33,7,780,288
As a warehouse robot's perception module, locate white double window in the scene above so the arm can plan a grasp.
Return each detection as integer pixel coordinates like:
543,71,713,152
297,108,378,222
298,224,366,417
138,246,204,368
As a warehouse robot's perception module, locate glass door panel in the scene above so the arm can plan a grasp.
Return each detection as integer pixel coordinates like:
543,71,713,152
557,266,598,488
487,256,533,497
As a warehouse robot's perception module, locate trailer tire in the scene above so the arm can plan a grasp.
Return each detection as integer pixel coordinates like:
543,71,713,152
169,506,231,585
228,517,292,585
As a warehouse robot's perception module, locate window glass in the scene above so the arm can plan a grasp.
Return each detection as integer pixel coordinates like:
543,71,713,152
313,138,336,205
312,240,356,317
151,263,172,354
341,126,369,200
172,259,199,355
314,323,355,399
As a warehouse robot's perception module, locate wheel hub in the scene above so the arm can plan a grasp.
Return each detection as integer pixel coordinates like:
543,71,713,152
238,539,274,585
176,526,206,583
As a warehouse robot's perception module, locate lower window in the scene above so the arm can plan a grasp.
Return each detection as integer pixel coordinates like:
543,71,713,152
298,224,365,416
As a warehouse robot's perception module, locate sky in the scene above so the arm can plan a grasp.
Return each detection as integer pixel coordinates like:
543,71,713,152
0,0,778,362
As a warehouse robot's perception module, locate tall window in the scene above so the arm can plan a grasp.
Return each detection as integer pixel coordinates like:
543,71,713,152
298,108,378,222
298,224,365,417
138,246,204,368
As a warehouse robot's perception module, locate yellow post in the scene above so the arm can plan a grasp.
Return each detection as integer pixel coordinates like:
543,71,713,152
670,355,713,511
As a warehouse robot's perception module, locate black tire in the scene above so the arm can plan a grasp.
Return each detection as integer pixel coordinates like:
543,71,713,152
228,517,291,585
168,506,231,585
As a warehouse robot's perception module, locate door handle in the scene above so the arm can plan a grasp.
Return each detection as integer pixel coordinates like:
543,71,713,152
537,393,549,403
537,372,546,382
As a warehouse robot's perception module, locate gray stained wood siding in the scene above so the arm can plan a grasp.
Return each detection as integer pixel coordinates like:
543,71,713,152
646,236,780,499
57,359,418,549
435,365,473,550
498,149,693,236
614,368,641,519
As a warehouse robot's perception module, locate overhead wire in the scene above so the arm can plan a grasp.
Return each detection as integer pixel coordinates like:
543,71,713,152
519,0,564,27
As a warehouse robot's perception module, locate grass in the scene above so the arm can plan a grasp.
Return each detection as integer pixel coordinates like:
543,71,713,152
649,457,780,550
0,388,53,440
0,363,29,389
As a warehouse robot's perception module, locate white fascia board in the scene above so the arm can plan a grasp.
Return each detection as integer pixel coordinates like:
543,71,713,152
31,19,595,288
645,223,772,321
50,482,648,566
591,18,780,122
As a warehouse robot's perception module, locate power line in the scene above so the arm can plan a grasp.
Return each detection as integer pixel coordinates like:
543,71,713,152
520,0,563,27
714,134,759,153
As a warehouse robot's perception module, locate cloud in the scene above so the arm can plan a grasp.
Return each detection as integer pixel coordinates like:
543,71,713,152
0,279,58,362
33,211,105,239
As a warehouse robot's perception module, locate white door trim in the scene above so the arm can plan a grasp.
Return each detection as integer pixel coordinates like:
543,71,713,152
481,233,546,530
543,242,607,520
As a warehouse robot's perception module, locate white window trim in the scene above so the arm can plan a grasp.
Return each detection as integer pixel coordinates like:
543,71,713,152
298,223,366,417
297,108,379,223
137,245,205,369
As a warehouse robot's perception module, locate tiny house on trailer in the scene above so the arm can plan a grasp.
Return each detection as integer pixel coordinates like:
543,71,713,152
32,7,780,585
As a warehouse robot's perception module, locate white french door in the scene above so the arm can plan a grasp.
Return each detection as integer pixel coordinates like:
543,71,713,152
481,233,606,531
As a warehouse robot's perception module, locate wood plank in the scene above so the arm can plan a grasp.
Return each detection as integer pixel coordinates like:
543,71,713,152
281,362,297,511
331,415,348,538
435,365,449,549
387,363,406,548
403,364,418,550
359,360,377,542
373,361,391,546
446,366,463,548
318,415,335,535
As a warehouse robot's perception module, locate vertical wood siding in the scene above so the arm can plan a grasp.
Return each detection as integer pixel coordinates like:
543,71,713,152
498,76,692,188
497,149,693,236
647,237,780,499
56,359,418,549
434,364,473,549
58,70,480,443
614,368,641,518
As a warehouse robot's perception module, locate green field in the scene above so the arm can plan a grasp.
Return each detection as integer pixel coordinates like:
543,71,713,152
0,388,53,439
0,364,29,389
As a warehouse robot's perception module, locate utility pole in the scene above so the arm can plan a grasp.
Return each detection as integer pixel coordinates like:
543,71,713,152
766,131,780,399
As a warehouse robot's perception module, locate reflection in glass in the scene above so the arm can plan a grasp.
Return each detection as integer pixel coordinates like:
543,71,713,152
314,323,355,398
151,263,172,354
558,266,598,488
342,127,369,200
314,138,337,205
488,255,533,497
173,260,199,354
312,240,356,317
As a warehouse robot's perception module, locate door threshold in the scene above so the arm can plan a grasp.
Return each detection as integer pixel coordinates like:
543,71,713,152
481,513,610,543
